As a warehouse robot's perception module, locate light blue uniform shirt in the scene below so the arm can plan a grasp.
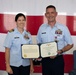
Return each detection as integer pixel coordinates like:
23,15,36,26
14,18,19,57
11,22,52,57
4,28,32,67
37,22,73,50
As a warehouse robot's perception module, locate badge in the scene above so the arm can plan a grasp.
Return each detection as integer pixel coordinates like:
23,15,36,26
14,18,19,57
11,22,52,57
55,29,62,34
24,34,29,39
9,29,14,32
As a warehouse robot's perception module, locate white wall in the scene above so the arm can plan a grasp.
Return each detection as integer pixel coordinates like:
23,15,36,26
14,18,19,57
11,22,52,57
0,0,76,16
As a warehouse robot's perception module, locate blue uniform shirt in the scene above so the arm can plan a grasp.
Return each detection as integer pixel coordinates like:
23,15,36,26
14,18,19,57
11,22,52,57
37,22,73,50
4,28,32,67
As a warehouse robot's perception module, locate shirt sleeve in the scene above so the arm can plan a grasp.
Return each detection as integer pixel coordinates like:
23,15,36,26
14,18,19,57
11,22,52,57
63,26,73,45
4,32,13,48
37,26,42,44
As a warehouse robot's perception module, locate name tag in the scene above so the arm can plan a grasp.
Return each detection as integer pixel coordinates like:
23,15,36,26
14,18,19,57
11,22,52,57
14,37,19,39
42,32,46,34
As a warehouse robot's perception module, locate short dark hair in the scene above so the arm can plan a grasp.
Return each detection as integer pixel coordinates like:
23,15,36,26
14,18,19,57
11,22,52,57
46,5,56,11
15,13,26,21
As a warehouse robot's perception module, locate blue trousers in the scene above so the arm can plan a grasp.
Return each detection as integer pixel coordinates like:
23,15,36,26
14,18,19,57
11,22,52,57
42,55,64,75
8,65,30,75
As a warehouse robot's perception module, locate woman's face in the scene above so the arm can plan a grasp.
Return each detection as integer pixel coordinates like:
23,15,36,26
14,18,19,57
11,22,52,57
16,16,25,29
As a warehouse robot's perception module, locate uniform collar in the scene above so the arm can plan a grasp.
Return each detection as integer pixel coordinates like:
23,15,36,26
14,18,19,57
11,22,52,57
46,22,58,28
14,28,19,33
14,28,26,34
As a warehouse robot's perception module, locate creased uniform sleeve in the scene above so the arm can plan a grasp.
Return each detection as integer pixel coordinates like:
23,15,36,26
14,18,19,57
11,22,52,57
37,26,42,44
4,32,13,48
63,26,73,45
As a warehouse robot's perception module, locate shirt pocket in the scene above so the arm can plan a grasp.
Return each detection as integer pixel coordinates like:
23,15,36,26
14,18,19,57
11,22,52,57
41,34,48,42
12,38,20,46
23,39,31,44
57,34,64,41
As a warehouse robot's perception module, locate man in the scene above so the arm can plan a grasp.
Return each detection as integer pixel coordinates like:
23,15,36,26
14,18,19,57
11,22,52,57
37,5,73,75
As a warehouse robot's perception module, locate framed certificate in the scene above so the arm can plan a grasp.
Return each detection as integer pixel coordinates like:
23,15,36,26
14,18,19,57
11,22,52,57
22,44,39,58
21,42,57,58
40,42,57,58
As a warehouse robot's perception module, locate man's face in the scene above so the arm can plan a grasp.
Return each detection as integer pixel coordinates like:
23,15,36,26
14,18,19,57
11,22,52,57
45,8,57,23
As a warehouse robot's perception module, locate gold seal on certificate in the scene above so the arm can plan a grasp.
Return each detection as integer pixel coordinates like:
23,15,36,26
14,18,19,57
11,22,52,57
21,42,57,58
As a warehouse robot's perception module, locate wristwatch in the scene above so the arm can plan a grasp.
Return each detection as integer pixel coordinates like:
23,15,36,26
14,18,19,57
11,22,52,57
61,49,64,53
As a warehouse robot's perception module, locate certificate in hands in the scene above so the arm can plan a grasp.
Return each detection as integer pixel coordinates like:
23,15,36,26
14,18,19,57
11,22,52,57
22,45,39,58
21,42,57,58
40,42,57,58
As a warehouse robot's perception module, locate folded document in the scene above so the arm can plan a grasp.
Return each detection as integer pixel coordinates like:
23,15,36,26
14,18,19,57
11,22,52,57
21,42,57,58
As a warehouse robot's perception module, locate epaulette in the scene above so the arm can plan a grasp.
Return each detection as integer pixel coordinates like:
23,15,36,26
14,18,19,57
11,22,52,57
26,30,30,34
8,29,14,32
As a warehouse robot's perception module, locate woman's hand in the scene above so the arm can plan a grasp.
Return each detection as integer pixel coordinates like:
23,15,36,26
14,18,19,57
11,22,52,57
30,64,34,73
6,65,13,74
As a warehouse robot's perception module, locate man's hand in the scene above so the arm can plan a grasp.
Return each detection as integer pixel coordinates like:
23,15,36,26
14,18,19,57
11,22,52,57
57,50,63,55
50,55,57,59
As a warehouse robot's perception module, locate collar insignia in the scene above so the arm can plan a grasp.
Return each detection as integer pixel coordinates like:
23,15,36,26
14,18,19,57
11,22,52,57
9,29,14,32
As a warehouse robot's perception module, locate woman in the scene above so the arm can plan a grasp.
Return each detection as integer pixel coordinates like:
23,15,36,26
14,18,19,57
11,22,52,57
4,13,34,75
